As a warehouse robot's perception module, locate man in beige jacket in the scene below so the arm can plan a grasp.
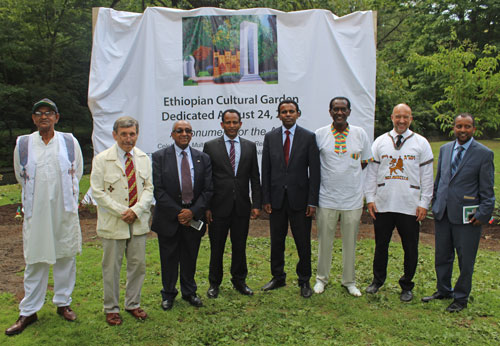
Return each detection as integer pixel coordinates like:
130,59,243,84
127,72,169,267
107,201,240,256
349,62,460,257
91,116,153,326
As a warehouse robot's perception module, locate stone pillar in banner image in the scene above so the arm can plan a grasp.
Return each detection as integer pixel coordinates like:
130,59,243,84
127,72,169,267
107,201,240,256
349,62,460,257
239,21,263,82
183,55,195,78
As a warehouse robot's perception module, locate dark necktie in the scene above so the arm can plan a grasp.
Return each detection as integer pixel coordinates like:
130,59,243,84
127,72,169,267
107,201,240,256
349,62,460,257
181,151,193,204
229,140,236,174
451,146,464,175
125,153,137,207
395,135,403,149
283,130,291,166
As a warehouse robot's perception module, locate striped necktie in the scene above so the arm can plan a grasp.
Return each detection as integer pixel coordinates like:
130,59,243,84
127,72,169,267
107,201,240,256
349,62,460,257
229,140,236,174
451,146,464,175
125,153,137,207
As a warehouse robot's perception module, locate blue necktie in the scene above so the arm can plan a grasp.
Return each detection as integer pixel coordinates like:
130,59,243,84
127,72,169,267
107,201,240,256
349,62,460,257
451,146,464,175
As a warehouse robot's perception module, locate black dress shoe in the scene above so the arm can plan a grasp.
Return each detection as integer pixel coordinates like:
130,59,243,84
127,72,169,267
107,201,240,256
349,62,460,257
446,300,467,312
262,278,286,291
234,283,254,296
300,282,312,298
182,294,203,307
207,285,219,299
365,283,381,294
421,291,452,303
400,290,413,302
161,299,174,311
5,314,38,336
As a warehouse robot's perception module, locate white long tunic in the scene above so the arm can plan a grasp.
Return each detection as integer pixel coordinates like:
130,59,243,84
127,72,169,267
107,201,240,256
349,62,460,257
14,132,83,265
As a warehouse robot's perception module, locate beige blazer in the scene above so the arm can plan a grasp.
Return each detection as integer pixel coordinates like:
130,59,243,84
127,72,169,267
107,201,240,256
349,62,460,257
91,143,153,239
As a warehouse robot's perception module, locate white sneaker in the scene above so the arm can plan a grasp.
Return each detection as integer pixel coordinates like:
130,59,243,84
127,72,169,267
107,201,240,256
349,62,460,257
313,281,325,294
346,285,362,297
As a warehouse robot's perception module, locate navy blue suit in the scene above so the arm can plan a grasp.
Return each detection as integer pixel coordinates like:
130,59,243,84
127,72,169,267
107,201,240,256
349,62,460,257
432,139,494,303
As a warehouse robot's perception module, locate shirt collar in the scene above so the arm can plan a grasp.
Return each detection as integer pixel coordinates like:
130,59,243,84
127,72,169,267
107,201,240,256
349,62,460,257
390,129,412,139
174,143,191,156
224,134,240,143
331,123,350,137
116,144,133,158
282,124,297,135
454,137,473,151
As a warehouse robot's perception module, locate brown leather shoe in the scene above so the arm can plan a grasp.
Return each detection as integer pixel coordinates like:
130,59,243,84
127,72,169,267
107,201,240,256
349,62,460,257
57,306,77,321
5,314,38,336
106,313,122,326
126,307,147,320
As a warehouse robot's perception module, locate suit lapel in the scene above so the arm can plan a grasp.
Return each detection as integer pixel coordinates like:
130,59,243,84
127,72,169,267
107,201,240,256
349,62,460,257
217,136,234,175
451,139,474,180
166,146,181,193
237,139,248,177
288,126,301,166
109,144,125,174
275,127,286,167
191,147,201,190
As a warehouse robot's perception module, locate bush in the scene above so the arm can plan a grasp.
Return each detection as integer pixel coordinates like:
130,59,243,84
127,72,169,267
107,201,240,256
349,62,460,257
260,70,278,82
213,73,241,84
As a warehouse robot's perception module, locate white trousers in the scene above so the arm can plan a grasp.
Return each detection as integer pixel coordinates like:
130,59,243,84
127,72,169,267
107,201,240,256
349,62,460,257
315,207,362,287
19,256,76,316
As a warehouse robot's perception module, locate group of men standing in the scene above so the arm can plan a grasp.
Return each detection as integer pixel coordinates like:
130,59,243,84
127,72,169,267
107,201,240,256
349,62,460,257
6,97,494,336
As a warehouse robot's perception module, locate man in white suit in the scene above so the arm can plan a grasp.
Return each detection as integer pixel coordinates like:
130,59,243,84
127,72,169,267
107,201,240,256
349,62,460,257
91,116,153,325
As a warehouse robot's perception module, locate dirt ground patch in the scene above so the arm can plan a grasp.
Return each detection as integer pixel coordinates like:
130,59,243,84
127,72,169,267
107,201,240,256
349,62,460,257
1,203,499,299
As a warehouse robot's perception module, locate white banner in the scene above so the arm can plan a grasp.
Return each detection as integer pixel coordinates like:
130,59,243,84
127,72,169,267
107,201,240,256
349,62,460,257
89,7,376,156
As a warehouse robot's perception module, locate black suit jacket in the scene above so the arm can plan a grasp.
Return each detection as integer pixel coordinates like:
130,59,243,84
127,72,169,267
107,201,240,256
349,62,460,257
203,136,261,217
261,125,320,211
432,139,495,224
151,144,213,237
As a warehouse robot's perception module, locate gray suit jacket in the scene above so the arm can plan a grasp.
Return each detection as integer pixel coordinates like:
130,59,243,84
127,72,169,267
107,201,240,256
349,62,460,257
432,139,494,224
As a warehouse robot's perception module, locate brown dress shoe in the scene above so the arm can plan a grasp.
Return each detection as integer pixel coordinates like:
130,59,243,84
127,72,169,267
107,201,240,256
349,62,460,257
5,314,38,336
126,308,147,320
57,306,77,321
106,313,122,326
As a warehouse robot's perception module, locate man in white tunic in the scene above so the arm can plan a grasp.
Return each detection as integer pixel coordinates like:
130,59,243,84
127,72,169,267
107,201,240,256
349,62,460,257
6,98,83,336
313,97,373,297
364,103,433,302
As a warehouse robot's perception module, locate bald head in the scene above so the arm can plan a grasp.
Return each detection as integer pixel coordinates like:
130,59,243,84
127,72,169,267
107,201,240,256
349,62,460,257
391,103,413,134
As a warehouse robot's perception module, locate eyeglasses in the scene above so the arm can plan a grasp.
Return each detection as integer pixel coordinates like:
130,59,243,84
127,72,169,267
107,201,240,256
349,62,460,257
34,111,56,117
174,128,193,134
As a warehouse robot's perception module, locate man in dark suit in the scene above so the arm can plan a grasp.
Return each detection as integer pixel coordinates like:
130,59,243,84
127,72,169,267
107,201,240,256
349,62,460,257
423,113,494,312
261,100,320,298
203,109,261,298
151,120,213,310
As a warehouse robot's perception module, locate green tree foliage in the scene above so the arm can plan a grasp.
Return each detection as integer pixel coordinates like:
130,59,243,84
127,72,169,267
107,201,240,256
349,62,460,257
411,41,500,137
1,0,499,169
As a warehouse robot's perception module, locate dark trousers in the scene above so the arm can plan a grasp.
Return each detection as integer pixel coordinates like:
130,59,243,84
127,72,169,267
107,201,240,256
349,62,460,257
269,196,312,285
372,212,419,291
208,204,250,286
158,225,203,300
434,213,482,303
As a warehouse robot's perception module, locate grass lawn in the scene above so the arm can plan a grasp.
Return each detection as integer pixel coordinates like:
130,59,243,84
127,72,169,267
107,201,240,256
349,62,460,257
1,139,499,344
0,237,498,345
